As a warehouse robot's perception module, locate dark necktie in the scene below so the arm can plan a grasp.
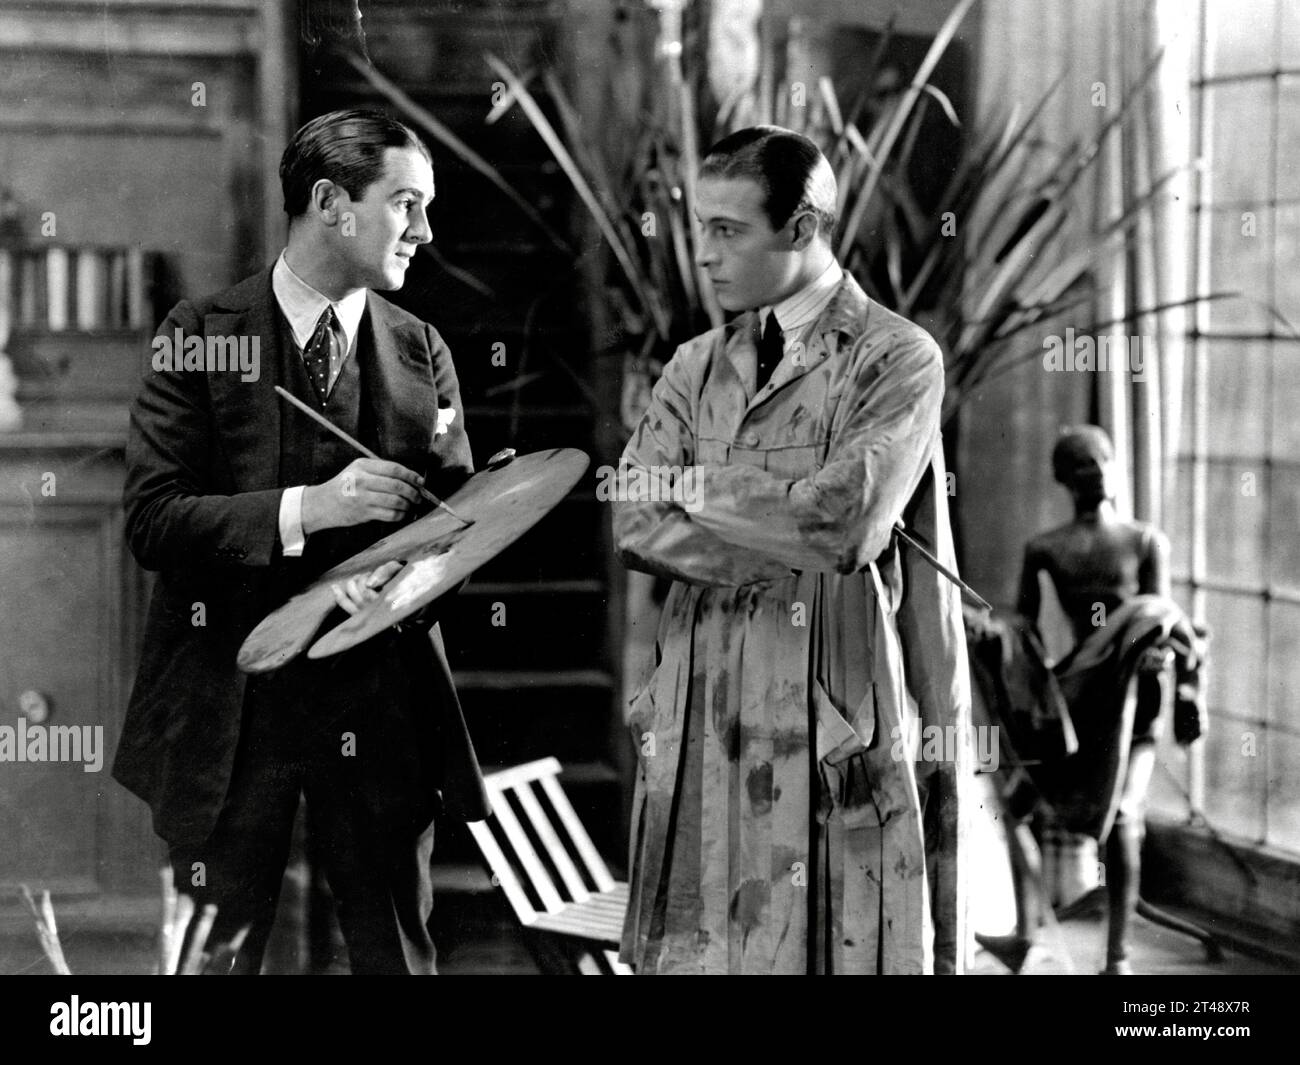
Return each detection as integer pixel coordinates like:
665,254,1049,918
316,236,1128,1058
756,311,783,392
302,305,342,404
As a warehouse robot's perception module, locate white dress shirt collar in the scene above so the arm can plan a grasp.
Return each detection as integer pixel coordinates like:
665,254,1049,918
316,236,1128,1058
271,251,368,353
761,257,844,341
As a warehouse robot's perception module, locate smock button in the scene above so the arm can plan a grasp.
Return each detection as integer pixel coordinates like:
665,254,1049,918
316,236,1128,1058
742,431,760,447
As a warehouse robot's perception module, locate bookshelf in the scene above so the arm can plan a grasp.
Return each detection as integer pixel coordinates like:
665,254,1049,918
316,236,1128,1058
2,244,154,333
0,243,159,434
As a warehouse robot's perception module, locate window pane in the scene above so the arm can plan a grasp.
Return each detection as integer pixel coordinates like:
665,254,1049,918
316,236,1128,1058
1205,81,1275,204
1268,466,1300,593
1205,0,1276,77
1167,458,1195,577
1204,340,1270,457
1268,602,1300,728
1277,77,1300,201
1273,204,1300,328
1204,464,1268,585
1201,710,1267,841
1204,591,1267,716
1265,727,1300,851
1205,207,1274,333
1180,338,1198,451
1281,1,1300,65
1273,340,1300,456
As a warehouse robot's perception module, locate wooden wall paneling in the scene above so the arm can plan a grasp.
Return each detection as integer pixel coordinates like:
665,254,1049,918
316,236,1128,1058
0,0,289,948
0,0,287,294
0,442,156,898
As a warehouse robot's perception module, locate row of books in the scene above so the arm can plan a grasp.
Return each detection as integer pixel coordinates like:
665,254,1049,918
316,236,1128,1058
0,246,154,332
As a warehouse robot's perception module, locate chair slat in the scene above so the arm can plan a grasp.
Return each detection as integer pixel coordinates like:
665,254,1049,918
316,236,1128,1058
529,895,626,938
603,950,633,975
483,757,563,792
532,911,624,941
539,774,617,892
467,820,538,924
515,780,591,902
491,788,565,913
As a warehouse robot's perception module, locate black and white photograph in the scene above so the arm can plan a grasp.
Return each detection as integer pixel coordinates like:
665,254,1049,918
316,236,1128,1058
0,0,1294,1030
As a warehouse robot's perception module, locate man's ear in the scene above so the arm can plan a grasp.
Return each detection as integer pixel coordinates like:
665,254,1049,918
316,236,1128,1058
789,210,819,251
309,178,342,224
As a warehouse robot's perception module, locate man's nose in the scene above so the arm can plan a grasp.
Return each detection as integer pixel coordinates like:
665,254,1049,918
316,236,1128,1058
695,235,717,268
408,206,432,245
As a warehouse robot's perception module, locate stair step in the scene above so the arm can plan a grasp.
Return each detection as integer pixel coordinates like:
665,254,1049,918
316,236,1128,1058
458,688,618,767
449,237,557,258
472,498,606,583
446,320,580,342
314,80,554,102
464,406,591,420
479,760,621,787
388,255,580,330
452,669,613,691
358,7,557,88
430,861,495,895
469,398,590,422
461,579,604,596
442,585,607,671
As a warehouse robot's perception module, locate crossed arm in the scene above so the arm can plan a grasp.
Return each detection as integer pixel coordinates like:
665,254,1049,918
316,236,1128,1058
613,334,944,585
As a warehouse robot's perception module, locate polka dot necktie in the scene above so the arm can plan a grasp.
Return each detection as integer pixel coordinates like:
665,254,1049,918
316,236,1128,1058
756,310,783,392
302,305,342,404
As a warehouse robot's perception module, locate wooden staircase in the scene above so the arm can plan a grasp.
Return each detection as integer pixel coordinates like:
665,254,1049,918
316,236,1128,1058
302,0,629,893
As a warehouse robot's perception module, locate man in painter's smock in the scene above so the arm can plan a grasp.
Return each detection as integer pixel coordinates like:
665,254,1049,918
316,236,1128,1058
613,127,971,974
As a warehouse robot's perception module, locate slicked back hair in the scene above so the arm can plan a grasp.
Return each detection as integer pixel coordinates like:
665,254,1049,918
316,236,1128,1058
280,108,431,219
699,125,838,239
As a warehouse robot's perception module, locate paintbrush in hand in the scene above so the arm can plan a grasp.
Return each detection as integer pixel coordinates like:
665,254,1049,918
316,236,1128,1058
274,385,472,526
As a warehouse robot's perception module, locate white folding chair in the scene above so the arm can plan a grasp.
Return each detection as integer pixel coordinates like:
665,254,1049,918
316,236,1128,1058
468,757,632,975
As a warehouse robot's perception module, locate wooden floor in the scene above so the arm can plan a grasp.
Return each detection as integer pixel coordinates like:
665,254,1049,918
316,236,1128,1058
2,893,1292,975
0,898,542,976
969,900,1295,976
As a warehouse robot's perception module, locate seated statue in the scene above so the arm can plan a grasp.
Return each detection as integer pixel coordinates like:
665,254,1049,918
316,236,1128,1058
968,425,1206,974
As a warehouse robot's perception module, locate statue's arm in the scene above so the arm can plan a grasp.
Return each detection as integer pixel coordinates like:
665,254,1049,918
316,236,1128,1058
1139,525,1172,597
1017,542,1044,635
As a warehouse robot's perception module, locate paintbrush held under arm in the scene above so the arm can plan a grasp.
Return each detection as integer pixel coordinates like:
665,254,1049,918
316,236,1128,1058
273,385,473,526
893,523,992,612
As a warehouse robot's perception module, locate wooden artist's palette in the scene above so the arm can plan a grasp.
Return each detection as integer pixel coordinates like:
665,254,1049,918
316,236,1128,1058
236,448,589,673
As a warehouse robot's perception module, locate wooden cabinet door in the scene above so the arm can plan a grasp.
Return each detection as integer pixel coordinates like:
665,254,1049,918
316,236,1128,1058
0,442,158,900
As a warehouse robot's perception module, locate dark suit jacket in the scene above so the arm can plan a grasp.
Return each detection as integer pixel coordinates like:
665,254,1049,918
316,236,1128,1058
114,266,490,846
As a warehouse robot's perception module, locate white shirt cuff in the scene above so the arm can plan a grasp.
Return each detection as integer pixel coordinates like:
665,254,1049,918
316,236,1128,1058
279,485,307,557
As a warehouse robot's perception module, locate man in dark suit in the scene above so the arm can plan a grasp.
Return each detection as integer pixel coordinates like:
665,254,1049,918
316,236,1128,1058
113,109,488,974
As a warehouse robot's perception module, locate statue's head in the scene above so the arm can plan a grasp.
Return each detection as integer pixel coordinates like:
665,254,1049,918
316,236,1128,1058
1052,424,1116,507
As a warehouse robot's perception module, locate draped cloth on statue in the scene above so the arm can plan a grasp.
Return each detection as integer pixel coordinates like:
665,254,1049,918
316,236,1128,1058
614,274,970,974
967,595,1206,843
1046,595,1206,841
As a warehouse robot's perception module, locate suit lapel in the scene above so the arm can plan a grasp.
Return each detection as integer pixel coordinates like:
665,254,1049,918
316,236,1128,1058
362,292,438,469
745,273,873,413
205,278,438,490
207,270,284,492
